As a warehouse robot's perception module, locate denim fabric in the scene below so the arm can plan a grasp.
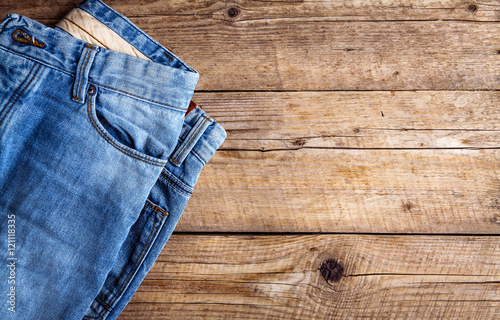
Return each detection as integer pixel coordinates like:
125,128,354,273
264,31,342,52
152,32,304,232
0,1,226,319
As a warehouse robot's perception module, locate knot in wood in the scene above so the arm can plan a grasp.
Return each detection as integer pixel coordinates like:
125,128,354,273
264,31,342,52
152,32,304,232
319,259,344,284
292,138,306,147
467,4,477,12
228,7,239,18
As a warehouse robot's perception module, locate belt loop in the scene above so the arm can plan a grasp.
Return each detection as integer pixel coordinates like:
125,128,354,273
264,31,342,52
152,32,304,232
72,43,99,104
170,113,213,167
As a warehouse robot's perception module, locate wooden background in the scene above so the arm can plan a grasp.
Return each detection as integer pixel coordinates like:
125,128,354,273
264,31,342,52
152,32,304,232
2,0,499,318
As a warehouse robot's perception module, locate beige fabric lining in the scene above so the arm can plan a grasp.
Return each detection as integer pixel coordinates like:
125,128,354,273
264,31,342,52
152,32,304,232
56,8,151,61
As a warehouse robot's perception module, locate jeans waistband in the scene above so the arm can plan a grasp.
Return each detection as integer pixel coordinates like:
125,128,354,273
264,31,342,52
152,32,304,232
0,11,199,111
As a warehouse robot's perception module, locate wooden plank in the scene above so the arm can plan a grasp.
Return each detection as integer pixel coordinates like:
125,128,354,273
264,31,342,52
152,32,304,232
178,91,500,234
2,0,499,22
177,148,500,233
142,20,500,91
193,91,500,149
2,2,499,91
118,234,500,319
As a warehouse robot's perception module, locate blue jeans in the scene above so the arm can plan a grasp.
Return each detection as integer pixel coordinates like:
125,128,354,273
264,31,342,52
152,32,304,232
0,1,226,319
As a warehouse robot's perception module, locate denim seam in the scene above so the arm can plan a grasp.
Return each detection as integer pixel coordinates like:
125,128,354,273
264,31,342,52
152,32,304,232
0,44,185,111
191,148,207,165
158,175,192,198
0,62,36,124
160,169,193,194
161,169,193,192
94,83,186,112
73,45,91,102
77,1,196,72
83,316,98,319
145,199,169,218
171,115,210,165
0,44,74,76
0,63,41,127
63,17,110,49
86,94,168,167
98,209,163,319
0,15,15,36
75,44,95,100
95,295,111,311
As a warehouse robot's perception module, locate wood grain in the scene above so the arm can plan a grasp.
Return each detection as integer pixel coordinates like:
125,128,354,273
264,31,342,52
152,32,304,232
178,91,500,233
3,0,500,22
142,20,500,91
2,1,499,91
1,0,498,318
178,148,500,233
193,91,500,149
118,234,500,320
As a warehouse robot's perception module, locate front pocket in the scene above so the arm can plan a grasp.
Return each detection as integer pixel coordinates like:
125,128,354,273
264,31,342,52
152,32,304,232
86,84,185,167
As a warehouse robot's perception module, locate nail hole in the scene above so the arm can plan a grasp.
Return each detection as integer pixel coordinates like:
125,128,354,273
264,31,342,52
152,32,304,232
467,4,477,12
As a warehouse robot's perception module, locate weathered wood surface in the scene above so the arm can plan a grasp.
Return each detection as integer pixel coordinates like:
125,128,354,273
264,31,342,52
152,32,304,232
1,0,499,319
171,91,500,233
181,148,500,233
4,0,500,22
2,1,500,91
194,91,500,149
119,234,500,319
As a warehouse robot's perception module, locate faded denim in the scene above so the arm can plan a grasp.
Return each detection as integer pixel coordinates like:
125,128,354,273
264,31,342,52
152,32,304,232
0,0,226,319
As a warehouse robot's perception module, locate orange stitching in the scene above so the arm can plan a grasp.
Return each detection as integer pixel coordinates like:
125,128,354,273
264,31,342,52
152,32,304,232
77,47,93,97
74,48,90,100
63,17,109,49
0,64,41,127
74,47,91,101
98,210,161,318
156,206,167,216
145,200,168,216
86,96,167,167
171,115,209,164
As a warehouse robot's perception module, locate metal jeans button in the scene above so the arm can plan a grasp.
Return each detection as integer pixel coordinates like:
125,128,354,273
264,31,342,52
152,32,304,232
87,84,96,95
